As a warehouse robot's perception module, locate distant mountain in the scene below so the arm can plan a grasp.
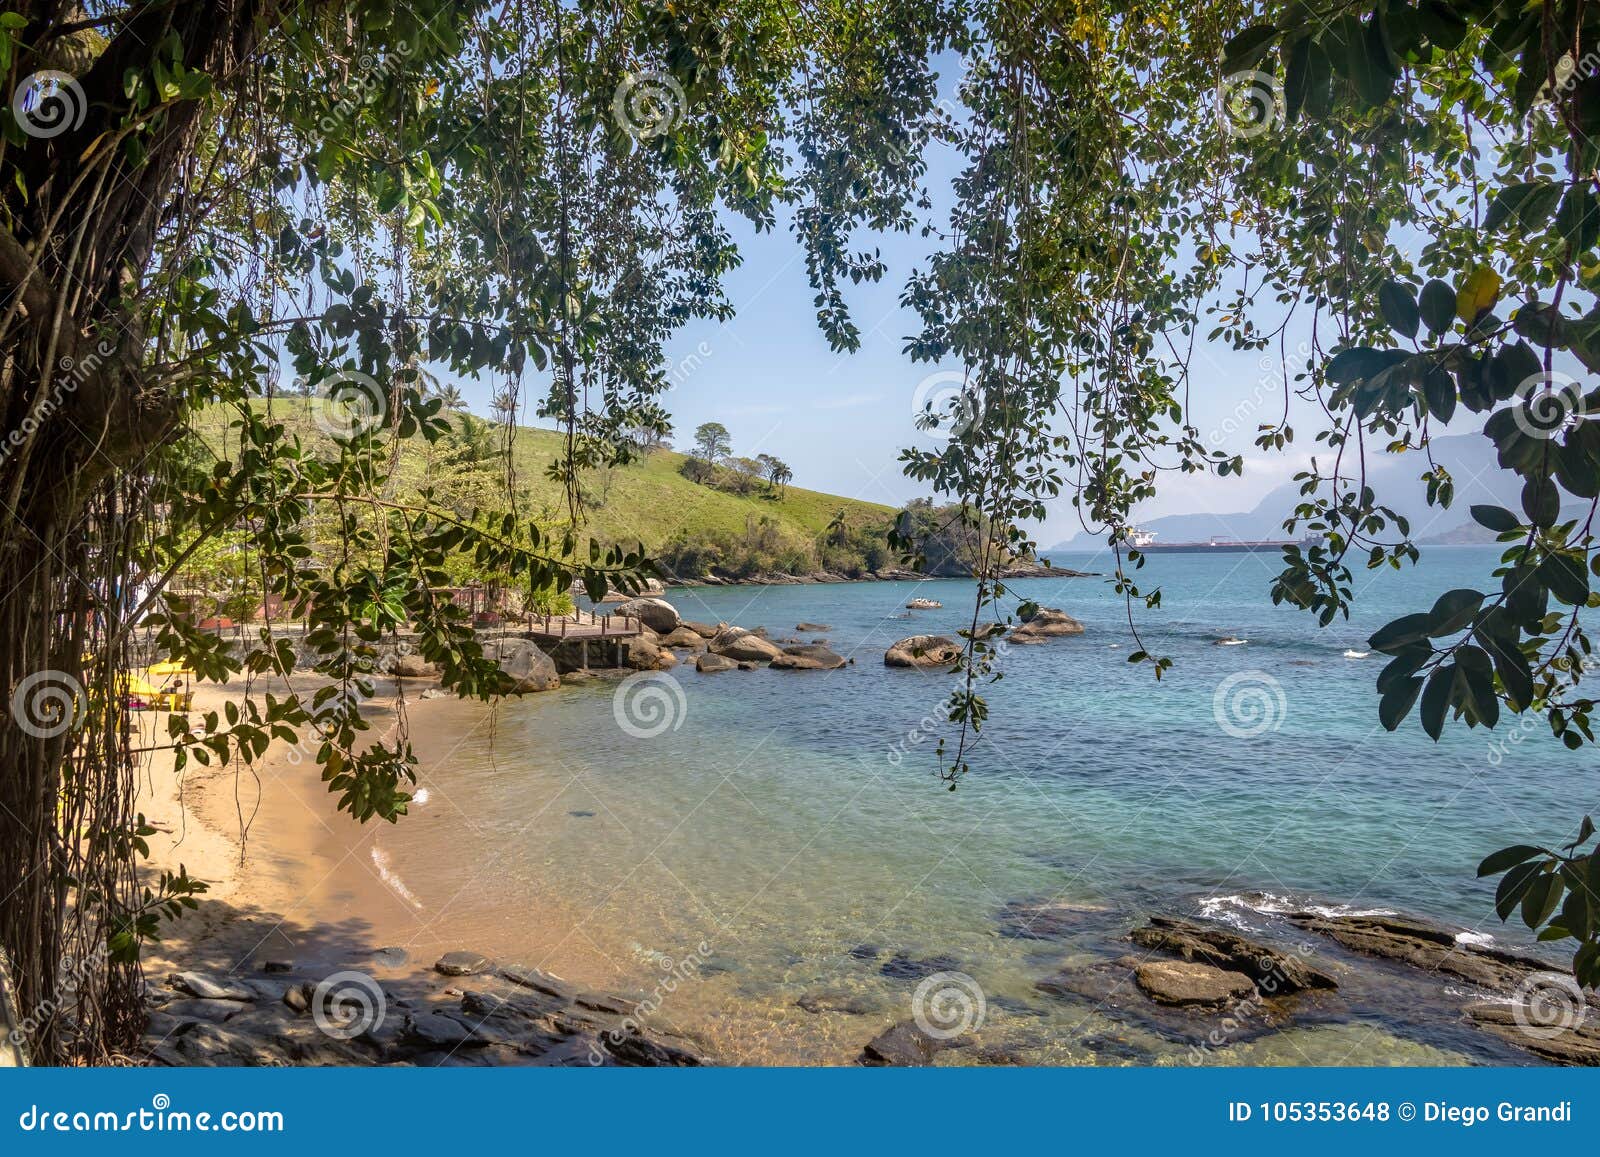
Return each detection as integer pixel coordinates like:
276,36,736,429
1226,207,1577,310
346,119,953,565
1054,431,1512,550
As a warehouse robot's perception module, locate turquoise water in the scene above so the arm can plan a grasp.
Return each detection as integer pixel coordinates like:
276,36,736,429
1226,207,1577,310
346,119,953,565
373,545,1598,1064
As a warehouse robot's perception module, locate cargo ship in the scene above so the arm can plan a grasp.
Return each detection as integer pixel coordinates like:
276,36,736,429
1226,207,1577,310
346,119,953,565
1124,527,1314,554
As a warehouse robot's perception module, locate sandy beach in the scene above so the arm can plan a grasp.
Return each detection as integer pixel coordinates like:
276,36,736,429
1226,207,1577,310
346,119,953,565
135,674,633,1003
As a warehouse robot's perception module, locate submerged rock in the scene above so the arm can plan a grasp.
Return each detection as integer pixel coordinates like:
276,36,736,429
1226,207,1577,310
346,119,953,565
859,1020,962,1066
879,951,963,981
1287,911,1546,992
795,622,832,632
994,898,1125,941
884,635,962,668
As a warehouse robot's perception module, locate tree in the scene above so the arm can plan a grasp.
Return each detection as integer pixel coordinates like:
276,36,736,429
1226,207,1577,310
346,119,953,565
692,421,731,464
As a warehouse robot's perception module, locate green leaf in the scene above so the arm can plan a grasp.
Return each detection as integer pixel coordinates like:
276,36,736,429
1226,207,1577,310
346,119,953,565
1420,662,1454,740
1522,872,1563,929
1496,860,1543,920
1369,612,1432,653
1378,675,1423,730
1477,845,1544,877
1378,280,1420,339
1419,279,1456,333
1426,588,1482,636
1521,475,1560,527
1470,504,1520,532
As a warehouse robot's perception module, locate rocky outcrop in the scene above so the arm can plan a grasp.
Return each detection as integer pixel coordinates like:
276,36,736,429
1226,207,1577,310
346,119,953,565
770,644,846,670
141,959,704,1067
1465,1002,1600,1065
681,621,718,639
490,640,560,692
696,653,738,673
708,626,783,662
615,597,680,634
1129,916,1337,993
435,951,492,976
905,598,942,609
625,632,661,671
1007,607,1085,643
884,635,961,668
1287,911,1552,992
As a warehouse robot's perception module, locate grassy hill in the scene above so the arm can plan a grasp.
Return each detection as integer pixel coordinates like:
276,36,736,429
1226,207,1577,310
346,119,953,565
196,401,898,578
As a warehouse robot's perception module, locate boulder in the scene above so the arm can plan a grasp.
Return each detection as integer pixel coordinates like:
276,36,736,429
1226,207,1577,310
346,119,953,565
615,597,680,633
1134,960,1256,1007
435,950,493,977
696,653,738,673
1129,917,1337,993
1008,607,1085,642
389,651,438,678
172,970,254,1002
884,635,962,668
708,626,783,662
795,622,832,632
656,649,678,669
163,997,251,1024
682,620,719,639
770,644,846,671
493,640,560,692
625,633,661,671
660,626,707,649
905,598,942,609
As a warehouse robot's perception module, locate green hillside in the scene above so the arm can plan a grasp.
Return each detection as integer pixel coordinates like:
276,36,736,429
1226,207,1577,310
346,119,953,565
196,401,898,578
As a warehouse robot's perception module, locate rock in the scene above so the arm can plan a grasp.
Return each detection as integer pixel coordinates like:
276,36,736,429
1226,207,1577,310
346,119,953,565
237,977,291,1002
625,632,661,670
157,1022,294,1066
163,997,251,1023
435,950,493,977
905,598,942,609
1288,911,1547,991
708,626,783,662
493,640,561,692
390,651,438,678
660,626,706,649
682,620,719,639
1135,960,1256,1007
283,984,310,1013
596,1025,703,1067
616,597,680,633
994,898,1124,941
859,1020,962,1066
796,990,879,1016
1130,917,1338,993
795,622,832,632
172,970,254,1001
657,649,678,668
1008,607,1085,642
403,1011,484,1048
880,951,963,981
256,959,293,974
884,635,962,668
575,992,635,1016
847,943,883,961
770,644,846,670
1465,1001,1600,1065
420,687,449,699
372,946,409,968
499,965,576,1002
736,660,758,670
696,653,738,673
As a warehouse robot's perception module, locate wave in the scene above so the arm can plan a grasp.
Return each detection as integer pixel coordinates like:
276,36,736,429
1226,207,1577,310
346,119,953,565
1343,650,1369,659
371,845,425,909
1197,891,1397,929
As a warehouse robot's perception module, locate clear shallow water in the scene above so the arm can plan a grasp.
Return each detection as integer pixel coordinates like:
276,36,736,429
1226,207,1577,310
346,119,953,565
369,546,1600,1064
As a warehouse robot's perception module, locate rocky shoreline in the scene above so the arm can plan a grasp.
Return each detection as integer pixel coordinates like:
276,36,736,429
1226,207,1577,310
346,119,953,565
142,952,702,1067
672,561,1096,587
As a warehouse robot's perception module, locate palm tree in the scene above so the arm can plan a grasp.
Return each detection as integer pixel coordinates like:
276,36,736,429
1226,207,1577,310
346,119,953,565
433,384,466,412
772,462,793,497
489,389,517,424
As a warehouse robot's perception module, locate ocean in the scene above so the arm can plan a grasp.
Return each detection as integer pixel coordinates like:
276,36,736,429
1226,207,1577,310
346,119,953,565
364,544,1598,1064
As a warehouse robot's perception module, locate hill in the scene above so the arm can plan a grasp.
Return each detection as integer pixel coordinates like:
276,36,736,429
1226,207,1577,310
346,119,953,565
194,401,899,579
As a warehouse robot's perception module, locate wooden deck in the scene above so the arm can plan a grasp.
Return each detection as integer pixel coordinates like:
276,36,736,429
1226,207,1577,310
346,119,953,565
524,609,642,641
